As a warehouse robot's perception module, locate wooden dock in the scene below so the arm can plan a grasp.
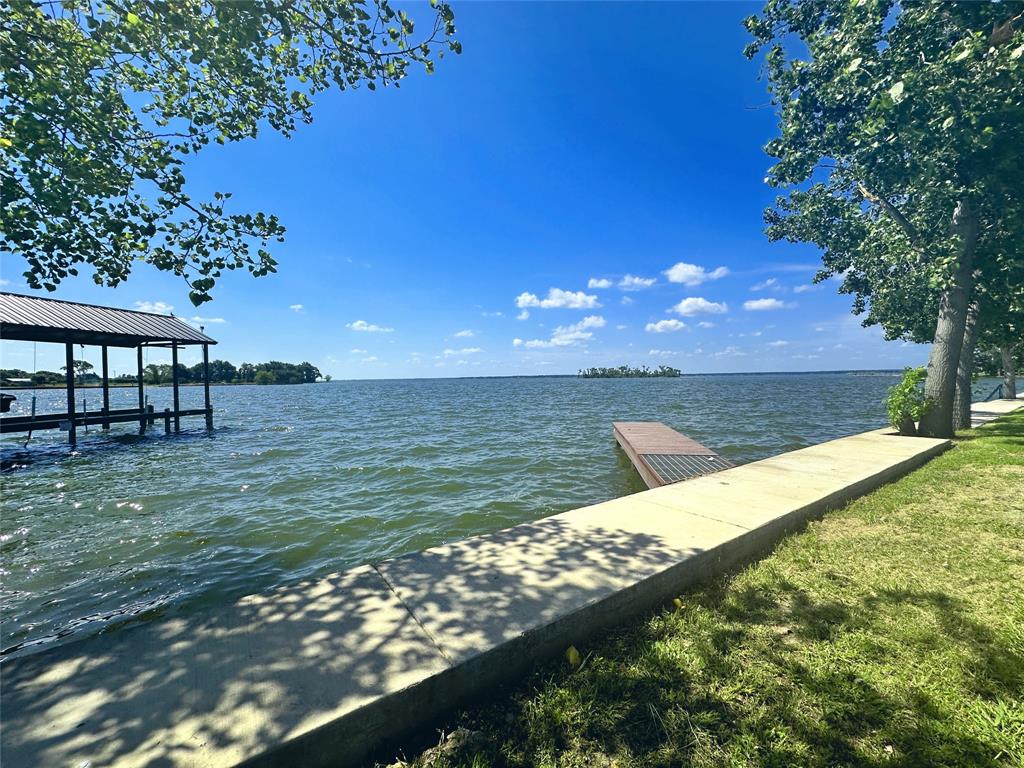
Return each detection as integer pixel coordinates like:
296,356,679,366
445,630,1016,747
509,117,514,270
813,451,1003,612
614,421,734,488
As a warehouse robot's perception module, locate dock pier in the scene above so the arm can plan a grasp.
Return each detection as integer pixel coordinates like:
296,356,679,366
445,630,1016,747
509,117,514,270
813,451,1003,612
613,421,733,488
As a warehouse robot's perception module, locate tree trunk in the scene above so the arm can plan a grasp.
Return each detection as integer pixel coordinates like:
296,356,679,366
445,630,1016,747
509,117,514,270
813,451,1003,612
918,200,978,438
1002,344,1018,399
953,302,979,431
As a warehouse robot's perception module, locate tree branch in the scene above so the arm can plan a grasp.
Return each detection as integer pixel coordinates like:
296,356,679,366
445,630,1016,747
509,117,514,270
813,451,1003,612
857,182,921,248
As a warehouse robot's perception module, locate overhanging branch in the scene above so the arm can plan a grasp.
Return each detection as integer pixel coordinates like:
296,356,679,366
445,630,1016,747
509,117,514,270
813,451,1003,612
857,182,921,248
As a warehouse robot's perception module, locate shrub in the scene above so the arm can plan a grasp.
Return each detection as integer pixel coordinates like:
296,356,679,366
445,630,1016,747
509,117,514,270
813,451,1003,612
886,366,932,435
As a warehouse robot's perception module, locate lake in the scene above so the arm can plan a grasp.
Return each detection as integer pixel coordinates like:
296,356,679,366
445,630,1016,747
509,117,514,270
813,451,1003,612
0,371,1000,657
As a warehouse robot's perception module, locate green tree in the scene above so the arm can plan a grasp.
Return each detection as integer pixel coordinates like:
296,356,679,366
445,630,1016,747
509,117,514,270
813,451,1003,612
143,362,171,384
60,359,94,383
745,1,1024,437
253,370,276,385
2,0,459,305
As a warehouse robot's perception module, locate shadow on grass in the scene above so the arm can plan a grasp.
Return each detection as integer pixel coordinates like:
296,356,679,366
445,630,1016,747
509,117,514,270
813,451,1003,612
407,562,1022,767
955,410,1024,445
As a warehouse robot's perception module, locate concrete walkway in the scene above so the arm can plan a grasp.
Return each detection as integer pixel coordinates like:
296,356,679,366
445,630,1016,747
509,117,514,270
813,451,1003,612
969,395,1023,427
6,409,1020,768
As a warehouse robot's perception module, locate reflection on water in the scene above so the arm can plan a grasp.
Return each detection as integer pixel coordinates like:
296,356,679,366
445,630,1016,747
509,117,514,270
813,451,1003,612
0,372,1000,657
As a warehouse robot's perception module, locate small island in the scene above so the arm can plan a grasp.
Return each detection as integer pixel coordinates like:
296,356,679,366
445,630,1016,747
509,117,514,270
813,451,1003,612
578,365,681,378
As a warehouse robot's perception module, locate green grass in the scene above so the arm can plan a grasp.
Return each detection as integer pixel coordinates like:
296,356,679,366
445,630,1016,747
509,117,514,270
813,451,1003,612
390,412,1024,768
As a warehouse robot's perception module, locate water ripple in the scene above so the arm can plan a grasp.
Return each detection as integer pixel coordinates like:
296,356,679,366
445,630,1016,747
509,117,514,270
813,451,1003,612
1,373,1000,658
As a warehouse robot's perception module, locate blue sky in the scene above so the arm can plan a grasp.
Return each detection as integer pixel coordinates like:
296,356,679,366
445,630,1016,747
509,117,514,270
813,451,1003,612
1,2,929,379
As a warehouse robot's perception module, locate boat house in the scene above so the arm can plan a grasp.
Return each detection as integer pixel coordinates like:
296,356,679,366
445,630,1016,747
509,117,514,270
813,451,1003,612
0,292,217,445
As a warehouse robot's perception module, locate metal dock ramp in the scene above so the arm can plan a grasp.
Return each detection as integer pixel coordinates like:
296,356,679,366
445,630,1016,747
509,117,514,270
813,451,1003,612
613,421,733,488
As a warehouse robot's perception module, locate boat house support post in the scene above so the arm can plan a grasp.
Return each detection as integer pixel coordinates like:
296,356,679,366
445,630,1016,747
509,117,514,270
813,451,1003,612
171,341,180,433
101,345,110,430
137,345,146,435
203,343,213,430
65,340,77,446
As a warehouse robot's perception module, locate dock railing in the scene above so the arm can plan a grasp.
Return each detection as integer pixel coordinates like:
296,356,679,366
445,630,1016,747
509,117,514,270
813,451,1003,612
982,382,1004,402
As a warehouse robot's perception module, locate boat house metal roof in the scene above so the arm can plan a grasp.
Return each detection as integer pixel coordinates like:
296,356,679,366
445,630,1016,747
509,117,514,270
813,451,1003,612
0,292,217,348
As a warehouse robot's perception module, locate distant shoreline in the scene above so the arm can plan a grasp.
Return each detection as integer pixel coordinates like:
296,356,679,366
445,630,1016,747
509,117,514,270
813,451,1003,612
1,369,920,390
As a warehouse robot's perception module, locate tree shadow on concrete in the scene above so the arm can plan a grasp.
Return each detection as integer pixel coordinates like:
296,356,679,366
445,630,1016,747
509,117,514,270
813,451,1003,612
2,515,705,768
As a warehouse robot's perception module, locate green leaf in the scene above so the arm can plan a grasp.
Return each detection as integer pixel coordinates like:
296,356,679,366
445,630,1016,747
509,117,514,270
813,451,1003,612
888,81,904,101
847,57,862,73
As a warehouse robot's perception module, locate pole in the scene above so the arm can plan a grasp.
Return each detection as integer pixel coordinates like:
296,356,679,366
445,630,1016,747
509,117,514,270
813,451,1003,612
101,345,110,429
203,343,213,429
65,341,77,446
137,345,145,434
171,341,180,432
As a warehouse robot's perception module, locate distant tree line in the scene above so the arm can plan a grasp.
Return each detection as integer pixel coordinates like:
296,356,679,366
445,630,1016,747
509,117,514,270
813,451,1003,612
2,360,326,387
578,365,681,379
975,346,1024,378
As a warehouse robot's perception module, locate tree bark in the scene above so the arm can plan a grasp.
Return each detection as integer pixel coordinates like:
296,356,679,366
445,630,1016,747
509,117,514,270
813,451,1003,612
918,200,978,438
953,302,979,431
1002,344,1018,400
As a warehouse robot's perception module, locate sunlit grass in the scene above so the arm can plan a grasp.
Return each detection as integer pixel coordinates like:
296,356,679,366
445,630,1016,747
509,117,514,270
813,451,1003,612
391,411,1024,768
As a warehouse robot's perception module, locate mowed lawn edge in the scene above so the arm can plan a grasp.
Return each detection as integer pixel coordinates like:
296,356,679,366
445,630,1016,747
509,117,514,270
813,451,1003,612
388,411,1024,768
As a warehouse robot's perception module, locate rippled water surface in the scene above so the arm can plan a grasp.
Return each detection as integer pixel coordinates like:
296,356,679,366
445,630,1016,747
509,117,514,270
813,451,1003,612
0,372,999,656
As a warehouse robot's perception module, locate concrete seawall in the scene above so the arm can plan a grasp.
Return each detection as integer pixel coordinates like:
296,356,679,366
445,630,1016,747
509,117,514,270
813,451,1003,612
0,425,965,767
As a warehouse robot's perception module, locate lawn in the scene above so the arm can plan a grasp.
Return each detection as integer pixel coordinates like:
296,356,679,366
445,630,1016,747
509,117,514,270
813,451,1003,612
389,411,1024,768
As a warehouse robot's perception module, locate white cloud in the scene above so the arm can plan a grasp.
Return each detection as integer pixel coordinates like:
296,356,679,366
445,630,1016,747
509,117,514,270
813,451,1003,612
743,298,792,311
714,346,746,358
620,296,634,306
454,329,475,337
361,356,379,363
618,274,656,290
793,283,823,294
0,279,10,286
189,316,226,324
289,303,304,312
517,315,605,348
350,348,368,354
516,310,530,321
751,278,780,291
616,324,628,330
767,340,789,347
645,319,686,333
347,320,394,332
587,278,612,289
443,347,482,357
649,349,678,356
481,310,504,317
135,300,173,314
697,321,715,328
515,288,600,310
664,262,729,286
831,268,851,283
671,297,728,316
